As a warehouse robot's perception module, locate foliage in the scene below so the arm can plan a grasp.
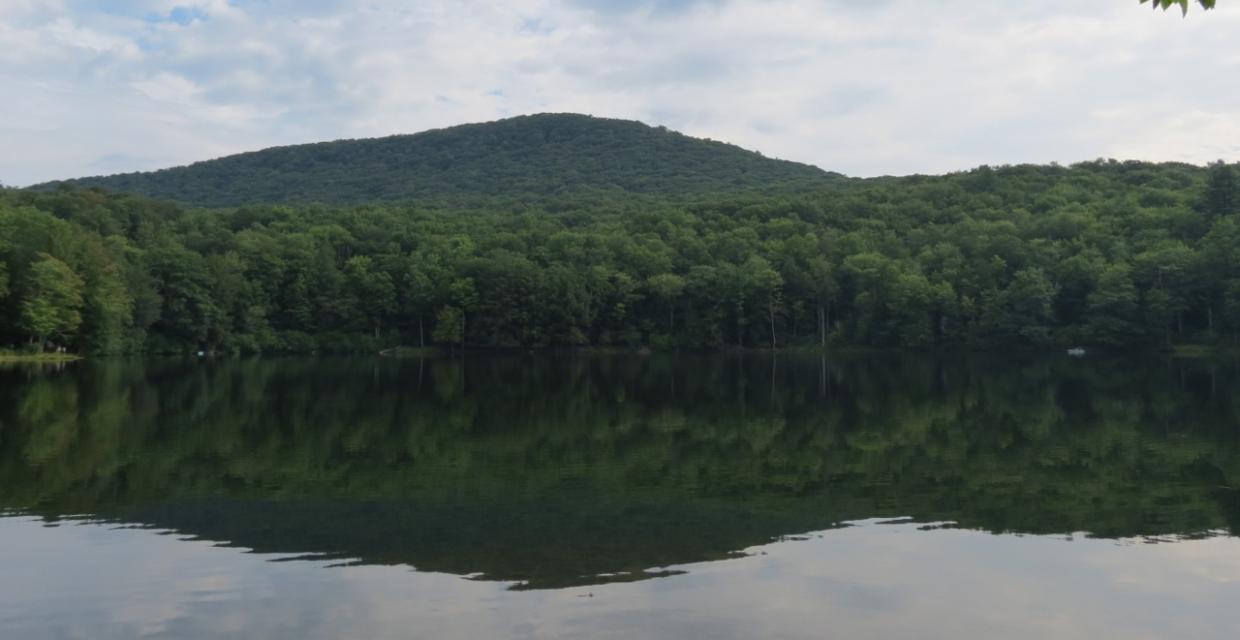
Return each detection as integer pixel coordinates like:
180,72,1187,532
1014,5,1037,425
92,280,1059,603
1202,161,1238,217
432,305,464,347
1141,0,1217,15
6,153,1240,354
18,253,84,348
37,114,841,207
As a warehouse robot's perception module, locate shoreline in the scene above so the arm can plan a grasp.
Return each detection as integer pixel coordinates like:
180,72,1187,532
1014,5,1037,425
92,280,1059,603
0,353,84,364
4,344,1236,362
376,343,1240,359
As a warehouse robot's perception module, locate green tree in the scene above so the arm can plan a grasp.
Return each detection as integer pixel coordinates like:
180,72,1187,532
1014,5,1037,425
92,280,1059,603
80,260,133,354
1133,242,1195,340
684,265,725,347
145,246,220,350
723,256,782,348
807,256,839,348
987,268,1056,345
1085,266,1142,346
1223,280,1240,340
447,277,478,346
19,253,85,350
404,264,437,347
345,255,396,339
1202,161,1238,218
646,273,686,336
1052,253,1100,328
433,305,465,350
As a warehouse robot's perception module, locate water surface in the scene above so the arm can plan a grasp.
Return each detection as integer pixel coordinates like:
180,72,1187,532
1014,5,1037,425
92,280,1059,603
2,354,1239,638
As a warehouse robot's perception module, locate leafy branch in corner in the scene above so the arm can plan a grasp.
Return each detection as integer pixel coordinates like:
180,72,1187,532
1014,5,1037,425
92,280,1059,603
1140,0,1217,15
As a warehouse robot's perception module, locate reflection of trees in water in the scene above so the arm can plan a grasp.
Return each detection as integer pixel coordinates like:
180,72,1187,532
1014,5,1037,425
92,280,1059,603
1,355,1240,587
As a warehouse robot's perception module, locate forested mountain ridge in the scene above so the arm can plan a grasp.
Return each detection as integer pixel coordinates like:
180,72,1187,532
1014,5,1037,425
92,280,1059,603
4,157,1240,355
34,114,843,207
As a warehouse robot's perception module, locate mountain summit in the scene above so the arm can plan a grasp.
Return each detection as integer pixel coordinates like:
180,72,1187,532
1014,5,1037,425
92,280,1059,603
42,114,841,207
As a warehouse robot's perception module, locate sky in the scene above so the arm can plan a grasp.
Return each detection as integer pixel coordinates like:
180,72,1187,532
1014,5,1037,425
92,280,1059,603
2,0,1239,186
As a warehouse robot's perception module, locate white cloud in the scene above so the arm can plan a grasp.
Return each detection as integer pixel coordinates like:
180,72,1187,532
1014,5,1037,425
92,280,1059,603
131,71,202,103
1,0,1239,186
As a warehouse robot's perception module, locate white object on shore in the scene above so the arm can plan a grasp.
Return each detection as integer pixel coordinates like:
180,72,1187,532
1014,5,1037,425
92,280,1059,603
1067,348,1086,357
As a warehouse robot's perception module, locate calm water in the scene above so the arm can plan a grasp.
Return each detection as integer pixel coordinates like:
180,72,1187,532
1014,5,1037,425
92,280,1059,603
2,354,1240,638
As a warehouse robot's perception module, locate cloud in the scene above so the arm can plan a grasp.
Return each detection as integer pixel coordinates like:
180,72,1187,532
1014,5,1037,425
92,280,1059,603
1,0,1239,186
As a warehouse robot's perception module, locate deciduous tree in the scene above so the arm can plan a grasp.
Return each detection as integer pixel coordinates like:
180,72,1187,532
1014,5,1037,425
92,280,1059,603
19,253,85,350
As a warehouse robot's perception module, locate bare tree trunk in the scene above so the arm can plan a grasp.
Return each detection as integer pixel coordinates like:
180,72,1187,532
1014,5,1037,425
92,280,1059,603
584,300,591,337
737,302,744,349
818,305,825,349
769,300,776,349
419,315,425,348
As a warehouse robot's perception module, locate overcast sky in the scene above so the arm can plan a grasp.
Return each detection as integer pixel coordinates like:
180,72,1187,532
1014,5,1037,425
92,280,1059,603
2,0,1239,186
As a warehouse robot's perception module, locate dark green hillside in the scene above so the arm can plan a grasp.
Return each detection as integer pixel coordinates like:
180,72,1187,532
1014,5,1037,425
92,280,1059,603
38,114,841,207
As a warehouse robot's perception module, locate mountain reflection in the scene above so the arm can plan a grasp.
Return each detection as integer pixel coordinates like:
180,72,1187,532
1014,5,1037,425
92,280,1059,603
2,354,1239,589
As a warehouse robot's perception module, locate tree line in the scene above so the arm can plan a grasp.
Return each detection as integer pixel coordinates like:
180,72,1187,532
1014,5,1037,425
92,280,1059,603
2,158,1239,354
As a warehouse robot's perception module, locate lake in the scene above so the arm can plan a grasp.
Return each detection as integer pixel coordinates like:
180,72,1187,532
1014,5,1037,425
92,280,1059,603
2,354,1239,638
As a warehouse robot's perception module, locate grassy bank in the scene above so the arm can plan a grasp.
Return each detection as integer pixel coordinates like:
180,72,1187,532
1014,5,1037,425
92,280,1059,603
1165,344,1240,359
379,346,448,357
0,352,83,363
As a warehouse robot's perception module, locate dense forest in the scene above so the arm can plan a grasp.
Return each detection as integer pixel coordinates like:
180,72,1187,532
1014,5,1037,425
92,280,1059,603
3,115,1240,355
36,114,841,207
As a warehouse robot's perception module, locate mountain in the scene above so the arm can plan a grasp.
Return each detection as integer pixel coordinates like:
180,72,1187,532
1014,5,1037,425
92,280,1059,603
38,113,844,207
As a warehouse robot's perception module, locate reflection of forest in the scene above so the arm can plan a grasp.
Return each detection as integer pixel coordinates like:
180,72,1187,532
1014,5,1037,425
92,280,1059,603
2,355,1239,589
